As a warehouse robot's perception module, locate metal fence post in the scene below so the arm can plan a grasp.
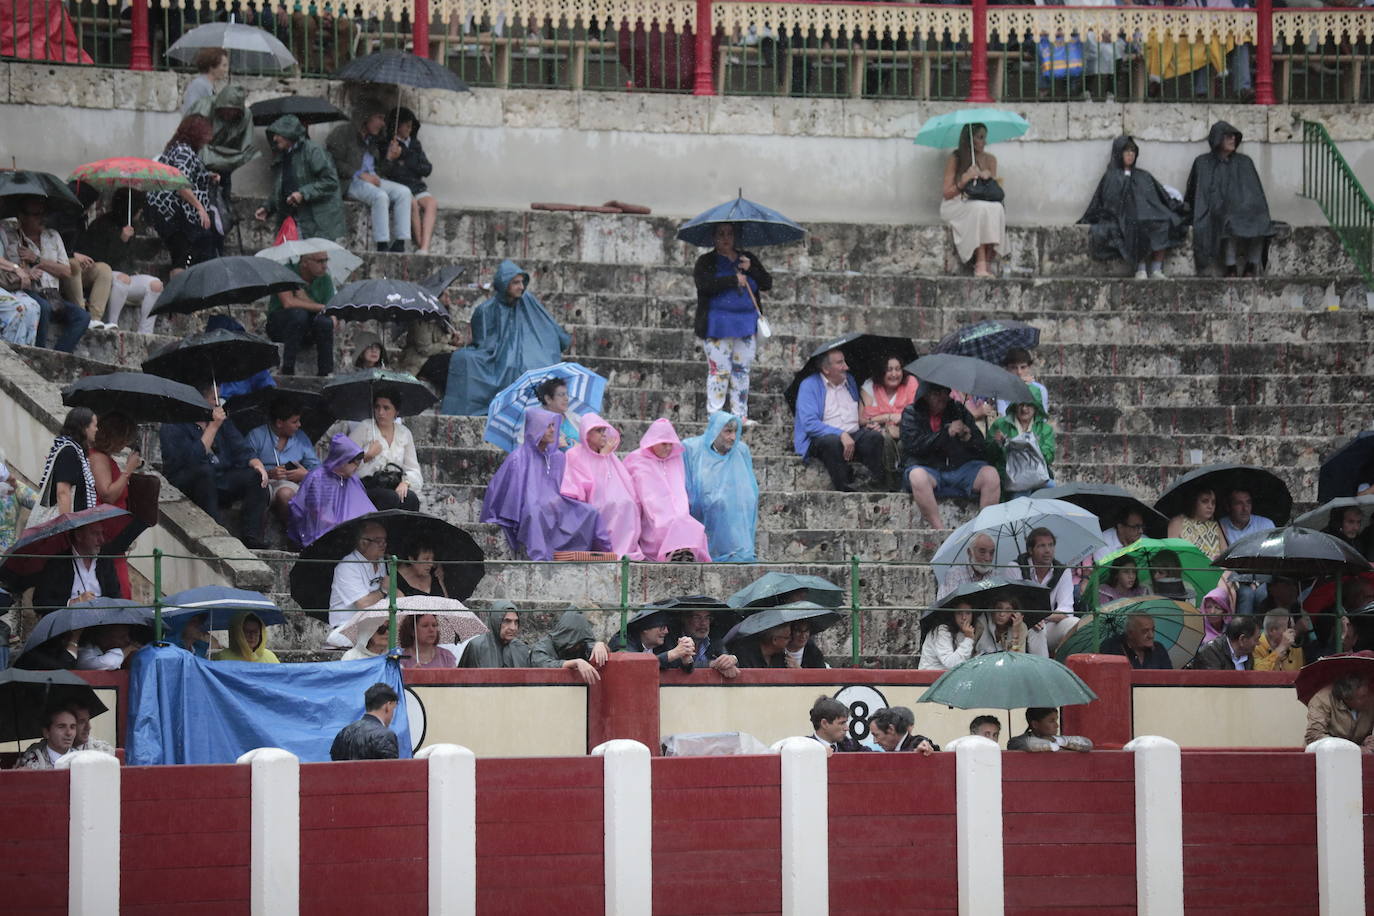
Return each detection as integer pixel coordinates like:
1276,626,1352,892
153,547,163,642
849,555,860,665
387,553,399,651
619,554,631,644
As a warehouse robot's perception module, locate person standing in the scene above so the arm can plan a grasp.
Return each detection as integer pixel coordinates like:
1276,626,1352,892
146,115,221,273
692,223,771,424
330,683,402,761
180,47,228,115
188,83,259,201
254,115,346,243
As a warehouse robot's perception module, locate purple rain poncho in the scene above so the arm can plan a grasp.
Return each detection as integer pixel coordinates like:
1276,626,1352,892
287,434,377,547
480,406,610,560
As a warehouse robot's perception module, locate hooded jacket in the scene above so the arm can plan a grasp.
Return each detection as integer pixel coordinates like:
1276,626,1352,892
1184,121,1275,268
214,611,280,663
379,106,433,195
623,419,712,562
190,83,259,174
682,411,759,562
530,609,598,668
985,392,1056,492
459,601,534,668
560,414,644,560
263,115,346,242
1078,135,1187,264
287,435,377,548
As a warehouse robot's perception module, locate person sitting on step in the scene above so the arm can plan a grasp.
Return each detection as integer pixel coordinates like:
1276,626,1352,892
793,348,887,493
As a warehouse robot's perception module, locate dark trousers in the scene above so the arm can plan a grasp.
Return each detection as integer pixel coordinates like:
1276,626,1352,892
267,307,334,376
29,292,90,353
808,429,885,491
169,464,269,546
366,486,420,512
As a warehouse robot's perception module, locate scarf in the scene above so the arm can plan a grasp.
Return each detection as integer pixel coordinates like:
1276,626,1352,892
38,437,96,511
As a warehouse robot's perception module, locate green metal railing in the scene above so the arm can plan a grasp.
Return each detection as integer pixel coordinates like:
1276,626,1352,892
1300,119,1374,290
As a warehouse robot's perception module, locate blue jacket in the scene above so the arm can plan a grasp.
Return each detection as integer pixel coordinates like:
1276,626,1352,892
792,372,860,458
160,418,254,484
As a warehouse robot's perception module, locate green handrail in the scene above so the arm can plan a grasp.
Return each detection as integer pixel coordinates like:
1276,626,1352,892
1300,119,1374,291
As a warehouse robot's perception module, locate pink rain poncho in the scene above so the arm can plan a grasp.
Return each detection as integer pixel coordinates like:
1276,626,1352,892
560,414,644,560
622,418,711,562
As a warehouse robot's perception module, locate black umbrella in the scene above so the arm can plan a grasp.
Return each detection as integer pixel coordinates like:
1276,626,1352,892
62,372,213,424
935,576,1054,627
0,169,84,217
1214,526,1371,578
1029,483,1169,538
723,601,843,647
905,353,1034,404
0,669,108,743
934,319,1040,366
289,510,485,614
783,333,918,412
322,368,436,420
420,264,465,297
335,49,472,92
1153,464,1292,525
249,96,348,127
142,329,280,390
149,256,305,316
324,278,448,324
225,386,334,443
17,598,154,662
1318,431,1374,504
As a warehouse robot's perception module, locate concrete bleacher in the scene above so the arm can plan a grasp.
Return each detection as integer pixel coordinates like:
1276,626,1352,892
14,202,1372,663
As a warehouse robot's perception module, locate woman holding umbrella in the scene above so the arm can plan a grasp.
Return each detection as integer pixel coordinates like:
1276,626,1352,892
692,222,773,424
941,123,1005,279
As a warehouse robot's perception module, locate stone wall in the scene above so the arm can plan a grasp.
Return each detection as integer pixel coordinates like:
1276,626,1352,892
3,62,1374,225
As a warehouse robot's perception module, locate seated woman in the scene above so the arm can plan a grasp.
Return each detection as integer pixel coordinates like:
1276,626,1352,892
986,392,1055,500
783,619,826,669
351,330,389,369
1166,487,1227,559
397,540,449,598
974,600,1029,655
533,376,581,451
1080,136,1187,280
682,411,758,562
1098,556,1146,605
1200,583,1234,644
214,611,280,663
560,414,643,560
623,418,711,563
398,612,456,669
350,393,422,511
480,406,610,560
918,604,978,670
287,435,377,548
343,620,389,661
861,355,920,487
941,123,1005,278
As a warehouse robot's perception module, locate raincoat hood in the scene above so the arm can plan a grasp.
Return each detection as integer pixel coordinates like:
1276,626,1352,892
523,406,561,456
1201,584,1234,641
493,260,532,304
682,411,758,562
549,609,595,659
221,611,275,662
1208,120,1242,153
559,412,642,560
389,105,422,137
701,411,741,455
479,600,517,643
211,83,248,114
633,418,685,461
324,434,365,474
266,114,307,145
578,412,621,452
1003,387,1046,416
1110,135,1139,169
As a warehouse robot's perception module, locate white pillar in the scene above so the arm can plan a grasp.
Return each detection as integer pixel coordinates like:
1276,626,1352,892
59,750,121,916
1306,737,1365,916
592,739,652,916
1124,735,1183,916
948,734,1002,916
417,744,477,916
237,747,300,916
777,736,828,916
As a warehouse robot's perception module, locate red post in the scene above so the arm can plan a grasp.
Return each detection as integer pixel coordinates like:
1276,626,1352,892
966,0,992,103
130,0,152,71
1061,654,1133,749
1253,0,1274,105
587,653,661,754
412,0,430,59
692,0,716,96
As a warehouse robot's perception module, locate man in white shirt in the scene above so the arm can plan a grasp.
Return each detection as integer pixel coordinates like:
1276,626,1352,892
1092,507,1148,564
12,707,78,769
1023,526,1076,651
792,349,886,492
326,521,389,648
938,532,998,600
1220,488,1277,614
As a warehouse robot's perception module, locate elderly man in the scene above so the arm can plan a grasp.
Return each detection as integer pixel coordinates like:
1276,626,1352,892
0,197,91,351
459,601,533,668
900,382,1000,529
327,521,389,648
1305,673,1374,749
665,605,739,678
13,707,78,769
938,531,998,600
1253,611,1304,672
869,706,938,755
1093,507,1148,563
1187,615,1260,670
793,348,887,492
1007,707,1092,753
265,247,335,377
1099,612,1172,669
969,715,1001,742
330,682,400,761
1023,527,1076,651
327,109,412,253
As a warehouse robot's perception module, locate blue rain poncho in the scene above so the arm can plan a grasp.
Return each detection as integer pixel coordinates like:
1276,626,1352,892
682,411,759,562
441,260,571,416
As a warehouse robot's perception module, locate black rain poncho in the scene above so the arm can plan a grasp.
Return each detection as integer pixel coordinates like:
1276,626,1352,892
530,609,598,668
1184,121,1275,269
457,601,533,668
1079,135,1187,264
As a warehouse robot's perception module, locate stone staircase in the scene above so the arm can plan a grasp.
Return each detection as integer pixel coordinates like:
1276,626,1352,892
24,204,1374,664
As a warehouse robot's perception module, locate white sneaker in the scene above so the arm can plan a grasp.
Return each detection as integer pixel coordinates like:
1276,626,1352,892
1150,270,1168,280
1134,269,1148,280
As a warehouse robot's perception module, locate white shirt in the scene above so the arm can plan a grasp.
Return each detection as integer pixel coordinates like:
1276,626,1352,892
820,377,860,434
918,626,975,670
1091,527,1125,564
328,549,385,628
1226,638,1250,671
347,419,423,490
1026,564,1075,616
71,556,101,601
0,220,68,291
1219,514,1275,545
77,644,125,671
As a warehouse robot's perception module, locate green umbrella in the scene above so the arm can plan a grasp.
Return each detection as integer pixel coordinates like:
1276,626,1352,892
1054,596,1205,669
726,572,844,610
913,108,1030,149
1082,537,1222,612
916,651,1097,710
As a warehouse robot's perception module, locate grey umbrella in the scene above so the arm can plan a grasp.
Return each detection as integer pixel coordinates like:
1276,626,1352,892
905,353,1034,404
17,598,154,663
1295,496,1374,534
167,22,297,72
722,601,843,647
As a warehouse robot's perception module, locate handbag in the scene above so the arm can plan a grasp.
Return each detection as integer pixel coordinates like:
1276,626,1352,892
363,462,404,491
274,215,300,246
964,178,1005,204
1004,432,1050,493
125,472,162,528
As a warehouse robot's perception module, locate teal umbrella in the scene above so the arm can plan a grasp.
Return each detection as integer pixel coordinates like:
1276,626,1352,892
1081,537,1222,611
916,651,1097,710
727,572,844,610
1054,596,1205,669
913,108,1030,149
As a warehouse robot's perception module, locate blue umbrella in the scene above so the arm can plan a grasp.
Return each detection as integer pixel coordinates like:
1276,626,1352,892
483,362,607,453
912,108,1031,148
676,192,806,248
160,586,285,630
17,597,154,661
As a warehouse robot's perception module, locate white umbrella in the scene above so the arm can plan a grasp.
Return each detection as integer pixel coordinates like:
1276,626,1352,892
255,238,362,286
931,497,1107,588
338,595,485,646
167,22,297,72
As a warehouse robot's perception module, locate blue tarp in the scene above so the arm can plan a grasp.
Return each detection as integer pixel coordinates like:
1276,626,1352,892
127,645,412,765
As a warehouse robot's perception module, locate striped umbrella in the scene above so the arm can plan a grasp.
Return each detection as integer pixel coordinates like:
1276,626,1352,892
1054,596,1205,669
70,157,191,224
483,362,607,453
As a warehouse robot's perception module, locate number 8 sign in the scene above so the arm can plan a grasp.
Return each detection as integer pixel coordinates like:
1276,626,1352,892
831,685,889,744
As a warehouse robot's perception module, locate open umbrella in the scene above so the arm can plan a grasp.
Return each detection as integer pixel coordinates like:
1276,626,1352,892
249,96,348,127
727,572,844,610
917,651,1097,710
1153,464,1292,526
225,386,334,444
913,108,1031,149
160,586,285,630
935,576,1053,627
289,510,485,613
17,598,154,663
0,169,84,218
931,497,1106,588
1214,526,1371,578
646,595,737,641
2,505,132,578
676,192,807,248
782,333,918,412
336,49,472,92
1081,537,1223,612
167,21,296,71
322,368,436,421
483,362,607,453
324,278,448,324
149,256,305,317
421,265,465,297
1295,496,1374,535
1295,651,1374,705
1053,596,1204,668
905,353,1033,405
142,328,279,390
1029,482,1169,538
342,594,487,645
723,601,843,648
1318,432,1374,504
62,372,212,424
1303,572,1374,615
255,238,362,287
69,157,191,225
934,319,1040,366
0,669,108,744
